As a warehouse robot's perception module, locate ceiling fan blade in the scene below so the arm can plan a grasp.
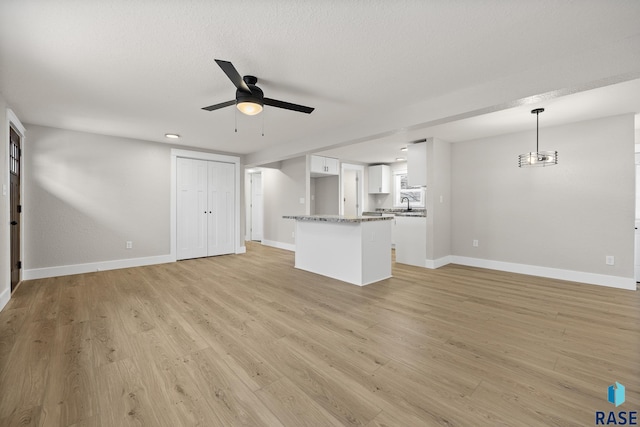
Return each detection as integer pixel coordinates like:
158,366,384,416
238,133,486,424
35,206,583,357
202,100,236,111
264,98,314,114
215,59,251,93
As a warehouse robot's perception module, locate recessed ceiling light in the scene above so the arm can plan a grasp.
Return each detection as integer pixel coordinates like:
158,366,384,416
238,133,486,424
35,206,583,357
396,157,405,161
400,147,407,152
165,133,180,139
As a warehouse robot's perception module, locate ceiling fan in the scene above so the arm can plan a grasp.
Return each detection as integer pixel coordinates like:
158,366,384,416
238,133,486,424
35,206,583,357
202,59,314,116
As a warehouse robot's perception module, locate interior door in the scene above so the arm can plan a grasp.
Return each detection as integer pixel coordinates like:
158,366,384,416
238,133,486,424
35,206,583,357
177,158,208,260
207,161,235,256
9,127,21,292
343,169,358,216
250,173,263,241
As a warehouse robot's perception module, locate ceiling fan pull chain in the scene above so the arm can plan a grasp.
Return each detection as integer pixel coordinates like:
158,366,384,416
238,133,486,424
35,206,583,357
262,109,265,137
235,107,238,133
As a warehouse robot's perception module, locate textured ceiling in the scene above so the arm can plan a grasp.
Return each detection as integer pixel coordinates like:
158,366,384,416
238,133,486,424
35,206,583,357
1,1,640,165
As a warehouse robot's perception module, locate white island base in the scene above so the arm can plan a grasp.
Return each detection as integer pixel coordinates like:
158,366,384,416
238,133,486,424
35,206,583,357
285,215,392,286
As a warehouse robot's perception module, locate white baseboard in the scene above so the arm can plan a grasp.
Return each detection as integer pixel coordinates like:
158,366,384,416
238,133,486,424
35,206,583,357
23,254,174,281
261,239,295,252
0,287,10,312
425,256,452,269
236,246,247,254
450,256,636,290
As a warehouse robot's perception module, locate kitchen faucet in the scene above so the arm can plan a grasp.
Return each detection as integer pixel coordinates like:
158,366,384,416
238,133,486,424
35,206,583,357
400,196,412,211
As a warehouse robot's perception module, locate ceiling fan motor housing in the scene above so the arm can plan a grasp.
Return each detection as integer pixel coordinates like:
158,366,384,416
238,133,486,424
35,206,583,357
237,82,264,106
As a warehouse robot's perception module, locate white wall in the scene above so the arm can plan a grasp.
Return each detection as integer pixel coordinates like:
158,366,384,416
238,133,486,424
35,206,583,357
451,114,635,287
426,138,451,262
24,125,171,270
22,125,245,279
262,156,306,249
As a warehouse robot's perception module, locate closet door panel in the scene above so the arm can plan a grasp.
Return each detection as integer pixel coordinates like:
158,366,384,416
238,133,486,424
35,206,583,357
207,161,235,256
177,158,208,260
194,160,208,257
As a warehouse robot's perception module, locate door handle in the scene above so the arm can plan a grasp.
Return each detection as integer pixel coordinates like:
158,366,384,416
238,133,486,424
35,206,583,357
10,221,17,225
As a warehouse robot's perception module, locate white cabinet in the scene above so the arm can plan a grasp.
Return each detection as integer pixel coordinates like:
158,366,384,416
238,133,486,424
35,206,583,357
177,158,235,260
310,155,339,177
407,141,427,187
368,164,391,194
394,216,426,267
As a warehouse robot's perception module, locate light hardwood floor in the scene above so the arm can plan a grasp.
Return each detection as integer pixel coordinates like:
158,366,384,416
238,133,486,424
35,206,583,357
1,242,639,426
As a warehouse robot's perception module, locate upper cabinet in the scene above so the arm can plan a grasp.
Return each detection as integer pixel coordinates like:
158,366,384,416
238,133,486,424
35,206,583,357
310,155,339,177
407,141,427,187
368,164,391,194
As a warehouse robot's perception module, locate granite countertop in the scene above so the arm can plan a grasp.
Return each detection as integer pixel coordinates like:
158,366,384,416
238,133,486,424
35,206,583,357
362,208,426,217
283,214,394,223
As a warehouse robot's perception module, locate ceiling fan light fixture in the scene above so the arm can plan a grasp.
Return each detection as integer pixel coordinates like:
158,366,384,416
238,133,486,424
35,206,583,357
236,82,264,115
236,101,263,116
518,108,558,168
202,60,314,116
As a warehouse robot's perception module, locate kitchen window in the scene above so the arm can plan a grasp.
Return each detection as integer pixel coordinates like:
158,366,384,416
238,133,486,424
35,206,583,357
393,171,425,208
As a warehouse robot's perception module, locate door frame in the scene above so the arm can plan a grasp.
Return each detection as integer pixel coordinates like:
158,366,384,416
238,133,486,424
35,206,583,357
3,109,26,308
170,149,243,261
340,163,365,216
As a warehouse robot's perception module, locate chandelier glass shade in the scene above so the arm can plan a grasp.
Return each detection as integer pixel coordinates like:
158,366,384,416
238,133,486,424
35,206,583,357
518,150,558,167
237,101,263,115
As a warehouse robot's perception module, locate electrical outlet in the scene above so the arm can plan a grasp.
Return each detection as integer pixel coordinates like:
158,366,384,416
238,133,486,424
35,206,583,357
291,232,295,238
126,241,133,249
473,240,479,247
299,197,305,204
606,255,614,265
439,195,444,203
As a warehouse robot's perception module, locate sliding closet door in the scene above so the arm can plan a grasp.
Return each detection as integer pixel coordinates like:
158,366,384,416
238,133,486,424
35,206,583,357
177,158,208,260
207,161,235,256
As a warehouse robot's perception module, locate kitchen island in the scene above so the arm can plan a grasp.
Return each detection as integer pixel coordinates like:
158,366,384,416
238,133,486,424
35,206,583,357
283,215,393,286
